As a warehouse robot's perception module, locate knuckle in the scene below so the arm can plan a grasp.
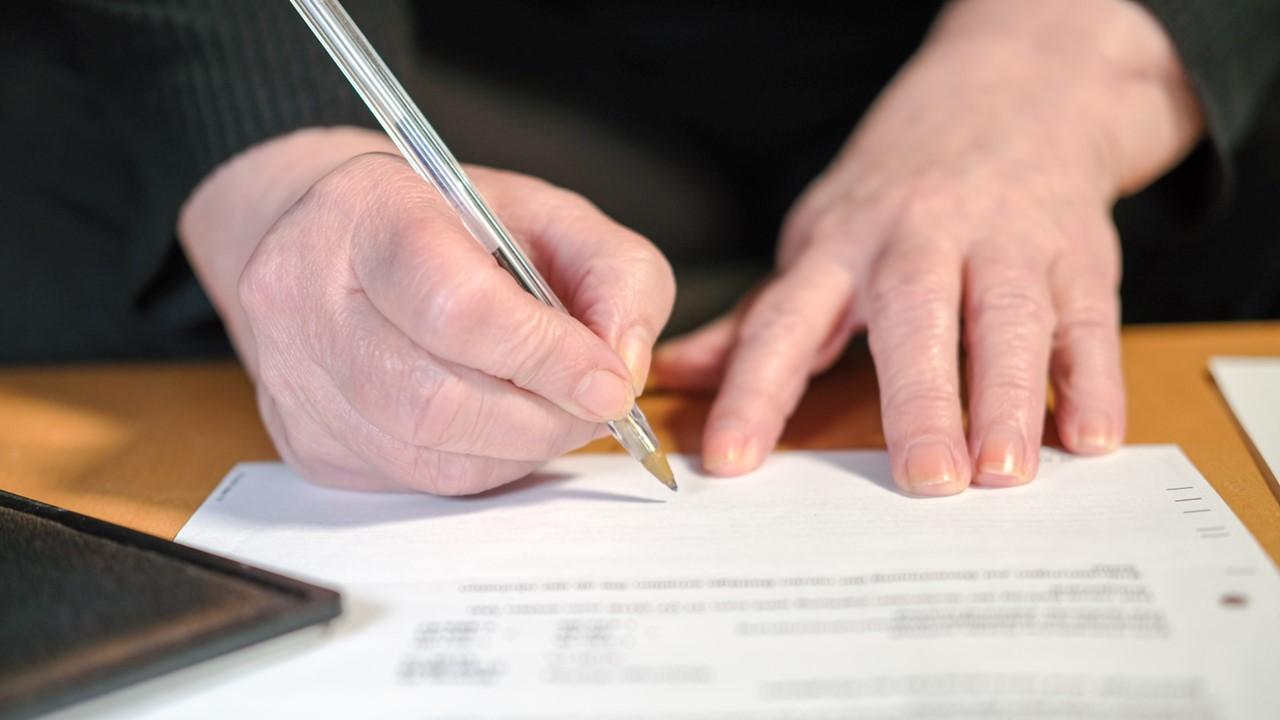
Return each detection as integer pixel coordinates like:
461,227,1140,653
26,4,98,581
880,376,959,418
792,203,882,269
433,454,479,496
582,232,675,299
301,154,390,220
634,241,676,295
404,450,491,496
866,252,957,318
967,282,1054,328
866,284,956,358
314,301,361,369
309,153,445,246
340,316,392,385
504,313,568,390
404,448,451,495
1051,300,1123,392
806,203,867,252
740,295,810,348
406,368,472,449
320,152,407,199
237,251,284,315
973,376,1041,413
1055,312,1117,350
892,182,968,238
807,206,850,248
1054,292,1119,342
418,272,491,342
652,256,678,312
583,240,670,302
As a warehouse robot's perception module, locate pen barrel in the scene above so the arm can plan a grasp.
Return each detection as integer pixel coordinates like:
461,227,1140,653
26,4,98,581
608,407,661,461
489,249,566,313
293,0,565,308
292,0,666,470
290,0,506,254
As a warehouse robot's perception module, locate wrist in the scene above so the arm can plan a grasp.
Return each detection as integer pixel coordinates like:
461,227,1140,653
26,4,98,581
927,0,1204,198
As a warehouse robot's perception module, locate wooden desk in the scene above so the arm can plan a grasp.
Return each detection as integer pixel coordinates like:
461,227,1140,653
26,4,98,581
3,322,1279,563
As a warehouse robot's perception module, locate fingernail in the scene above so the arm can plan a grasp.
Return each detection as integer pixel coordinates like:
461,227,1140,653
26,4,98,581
1076,410,1115,454
619,327,651,396
904,439,959,495
573,369,634,420
975,426,1026,487
704,430,744,474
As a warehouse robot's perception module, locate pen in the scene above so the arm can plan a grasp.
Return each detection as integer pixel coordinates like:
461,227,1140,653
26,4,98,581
289,0,676,491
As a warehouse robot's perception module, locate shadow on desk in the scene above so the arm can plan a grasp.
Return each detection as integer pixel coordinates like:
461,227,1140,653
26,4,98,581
659,337,889,458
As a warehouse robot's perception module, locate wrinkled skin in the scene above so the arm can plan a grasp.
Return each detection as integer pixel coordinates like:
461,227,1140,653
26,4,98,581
184,141,673,494
181,0,1201,496
653,0,1203,494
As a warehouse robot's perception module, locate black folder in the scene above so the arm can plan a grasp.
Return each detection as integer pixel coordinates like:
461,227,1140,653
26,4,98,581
0,489,341,719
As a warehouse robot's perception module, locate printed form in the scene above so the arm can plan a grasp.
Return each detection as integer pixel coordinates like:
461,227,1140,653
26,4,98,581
71,447,1280,719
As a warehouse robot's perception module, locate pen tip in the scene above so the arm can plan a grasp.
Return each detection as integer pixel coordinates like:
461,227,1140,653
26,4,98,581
642,452,678,492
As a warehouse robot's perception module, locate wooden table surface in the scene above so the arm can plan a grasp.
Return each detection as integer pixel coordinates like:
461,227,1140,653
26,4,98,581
3,322,1279,564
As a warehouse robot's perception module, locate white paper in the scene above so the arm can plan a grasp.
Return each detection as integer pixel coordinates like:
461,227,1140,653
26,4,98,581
67,447,1280,719
1211,356,1280,495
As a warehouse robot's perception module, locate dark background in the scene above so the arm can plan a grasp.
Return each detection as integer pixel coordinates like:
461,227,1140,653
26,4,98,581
1,1,1276,363
411,1,1280,334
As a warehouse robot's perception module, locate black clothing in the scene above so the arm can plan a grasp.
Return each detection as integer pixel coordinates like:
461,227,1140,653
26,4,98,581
1,1,404,361
1145,0,1280,180
2,2,1279,362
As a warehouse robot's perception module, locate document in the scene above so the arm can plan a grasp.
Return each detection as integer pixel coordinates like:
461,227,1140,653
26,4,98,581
1212,356,1280,494
68,447,1280,719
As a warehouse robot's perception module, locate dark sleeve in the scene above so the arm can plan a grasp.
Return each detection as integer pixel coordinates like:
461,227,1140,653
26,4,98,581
0,1,413,362
56,0,413,202
1137,0,1280,204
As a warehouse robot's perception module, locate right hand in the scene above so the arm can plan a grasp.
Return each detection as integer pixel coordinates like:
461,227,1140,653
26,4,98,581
193,147,674,495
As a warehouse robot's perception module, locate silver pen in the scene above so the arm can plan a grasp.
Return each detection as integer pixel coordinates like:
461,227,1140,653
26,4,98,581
289,0,676,490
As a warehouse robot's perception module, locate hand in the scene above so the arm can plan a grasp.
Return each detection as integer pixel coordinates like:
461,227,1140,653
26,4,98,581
181,130,674,494
653,0,1203,495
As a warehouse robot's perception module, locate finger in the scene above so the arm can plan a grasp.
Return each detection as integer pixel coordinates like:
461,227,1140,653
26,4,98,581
650,313,738,391
1048,258,1125,455
337,410,543,496
865,244,968,496
963,252,1055,487
256,386,401,492
473,168,677,393
318,294,602,461
701,254,856,475
393,447,543,497
653,294,859,393
268,358,543,495
809,307,861,376
327,391,545,496
348,173,637,424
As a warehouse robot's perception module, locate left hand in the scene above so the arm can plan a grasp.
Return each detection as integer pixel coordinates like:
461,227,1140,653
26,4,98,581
652,0,1204,495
